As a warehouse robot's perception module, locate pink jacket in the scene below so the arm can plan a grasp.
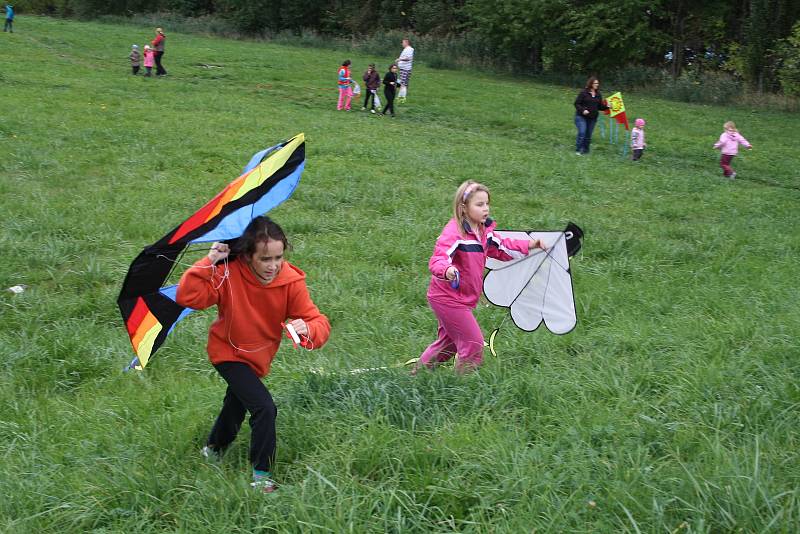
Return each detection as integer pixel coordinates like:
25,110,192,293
714,131,751,155
427,218,530,308
631,127,645,149
143,50,155,68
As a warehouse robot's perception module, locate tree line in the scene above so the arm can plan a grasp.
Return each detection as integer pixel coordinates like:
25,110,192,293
16,0,800,95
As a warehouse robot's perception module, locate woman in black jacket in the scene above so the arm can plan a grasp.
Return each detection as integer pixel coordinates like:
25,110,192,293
573,77,609,154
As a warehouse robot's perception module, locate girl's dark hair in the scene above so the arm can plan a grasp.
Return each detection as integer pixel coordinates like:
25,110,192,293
585,76,599,89
232,216,290,257
342,59,351,66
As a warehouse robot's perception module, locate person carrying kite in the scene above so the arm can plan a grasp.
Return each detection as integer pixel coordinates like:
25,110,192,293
414,180,545,374
176,216,331,493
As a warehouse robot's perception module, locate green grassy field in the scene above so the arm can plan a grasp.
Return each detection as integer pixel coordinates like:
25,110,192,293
1,16,799,532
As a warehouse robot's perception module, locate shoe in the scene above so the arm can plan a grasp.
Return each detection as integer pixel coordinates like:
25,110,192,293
250,477,278,493
730,172,737,179
361,107,366,111
370,109,376,114
201,445,222,462
575,151,582,155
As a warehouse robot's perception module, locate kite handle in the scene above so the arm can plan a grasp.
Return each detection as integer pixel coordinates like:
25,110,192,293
282,321,312,349
450,269,460,289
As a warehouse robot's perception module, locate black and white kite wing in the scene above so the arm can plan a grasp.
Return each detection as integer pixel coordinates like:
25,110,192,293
483,223,583,334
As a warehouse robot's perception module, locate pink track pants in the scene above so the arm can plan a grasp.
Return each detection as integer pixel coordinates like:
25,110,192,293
337,87,352,110
720,154,735,177
418,299,484,372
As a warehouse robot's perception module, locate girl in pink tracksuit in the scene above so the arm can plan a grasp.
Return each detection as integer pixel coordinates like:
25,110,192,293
713,121,752,179
415,180,546,373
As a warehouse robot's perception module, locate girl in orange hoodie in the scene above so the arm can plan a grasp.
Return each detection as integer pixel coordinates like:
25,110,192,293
176,216,330,493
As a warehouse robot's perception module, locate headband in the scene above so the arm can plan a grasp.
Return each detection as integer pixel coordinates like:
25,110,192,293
462,184,477,202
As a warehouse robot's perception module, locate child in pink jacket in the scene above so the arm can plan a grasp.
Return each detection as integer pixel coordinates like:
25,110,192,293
143,45,155,77
415,180,546,374
713,121,752,179
631,118,646,161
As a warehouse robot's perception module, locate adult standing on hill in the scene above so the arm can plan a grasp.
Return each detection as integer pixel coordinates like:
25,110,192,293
573,76,609,155
4,4,13,33
151,27,167,76
396,38,414,102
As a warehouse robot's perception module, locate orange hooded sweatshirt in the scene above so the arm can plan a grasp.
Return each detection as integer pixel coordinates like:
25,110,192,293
176,256,330,377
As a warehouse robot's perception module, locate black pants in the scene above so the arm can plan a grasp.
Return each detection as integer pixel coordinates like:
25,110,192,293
363,90,377,109
132,65,140,75
154,51,166,76
382,90,395,116
3,18,12,32
207,361,277,472
632,148,644,161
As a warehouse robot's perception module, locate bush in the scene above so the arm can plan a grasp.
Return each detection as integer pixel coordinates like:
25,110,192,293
777,22,800,97
659,70,743,105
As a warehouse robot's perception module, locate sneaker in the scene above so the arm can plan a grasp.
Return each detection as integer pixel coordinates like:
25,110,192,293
201,445,222,462
361,107,366,111
575,151,582,156
250,477,278,493
730,172,737,179
370,109,376,114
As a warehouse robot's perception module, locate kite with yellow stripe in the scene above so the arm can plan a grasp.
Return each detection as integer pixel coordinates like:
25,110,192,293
117,134,306,370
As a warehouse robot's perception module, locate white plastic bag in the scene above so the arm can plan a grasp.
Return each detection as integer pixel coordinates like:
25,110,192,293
398,85,407,98
373,90,381,109
351,81,361,96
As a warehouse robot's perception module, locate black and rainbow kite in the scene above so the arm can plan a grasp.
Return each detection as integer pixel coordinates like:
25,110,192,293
117,134,306,371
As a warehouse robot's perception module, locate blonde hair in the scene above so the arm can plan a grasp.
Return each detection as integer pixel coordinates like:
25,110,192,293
453,180,490,237
724,121,737,131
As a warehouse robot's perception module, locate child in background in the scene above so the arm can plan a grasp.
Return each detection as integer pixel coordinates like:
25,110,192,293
362,63,381,113
129,45,141,75
4,3,13,33
415,181,546,374
142,45,155,77
337,59,353,111
713,121,752,179
631,118,646,161
176,216,331,493
381,64,399,118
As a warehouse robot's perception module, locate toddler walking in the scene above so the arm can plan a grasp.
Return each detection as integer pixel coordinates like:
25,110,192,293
631,118,646,161
415,180,545,374
713,121,752,179
129,45,141,75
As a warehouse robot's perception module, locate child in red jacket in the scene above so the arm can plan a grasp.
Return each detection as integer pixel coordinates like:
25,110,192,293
176,216,331,493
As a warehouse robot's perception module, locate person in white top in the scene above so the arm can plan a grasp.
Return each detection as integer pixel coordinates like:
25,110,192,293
396,38,415,101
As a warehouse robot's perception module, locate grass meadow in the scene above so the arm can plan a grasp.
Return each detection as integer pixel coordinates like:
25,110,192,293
1,16,800,533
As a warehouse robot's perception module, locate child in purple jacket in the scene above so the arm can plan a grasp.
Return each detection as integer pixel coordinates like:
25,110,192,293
713,121,752,179
415,180,546,374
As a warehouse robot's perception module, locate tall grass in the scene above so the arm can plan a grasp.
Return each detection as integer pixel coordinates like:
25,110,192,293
1,16,799,532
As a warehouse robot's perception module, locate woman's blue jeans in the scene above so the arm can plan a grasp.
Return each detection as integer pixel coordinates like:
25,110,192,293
574,114,597,153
